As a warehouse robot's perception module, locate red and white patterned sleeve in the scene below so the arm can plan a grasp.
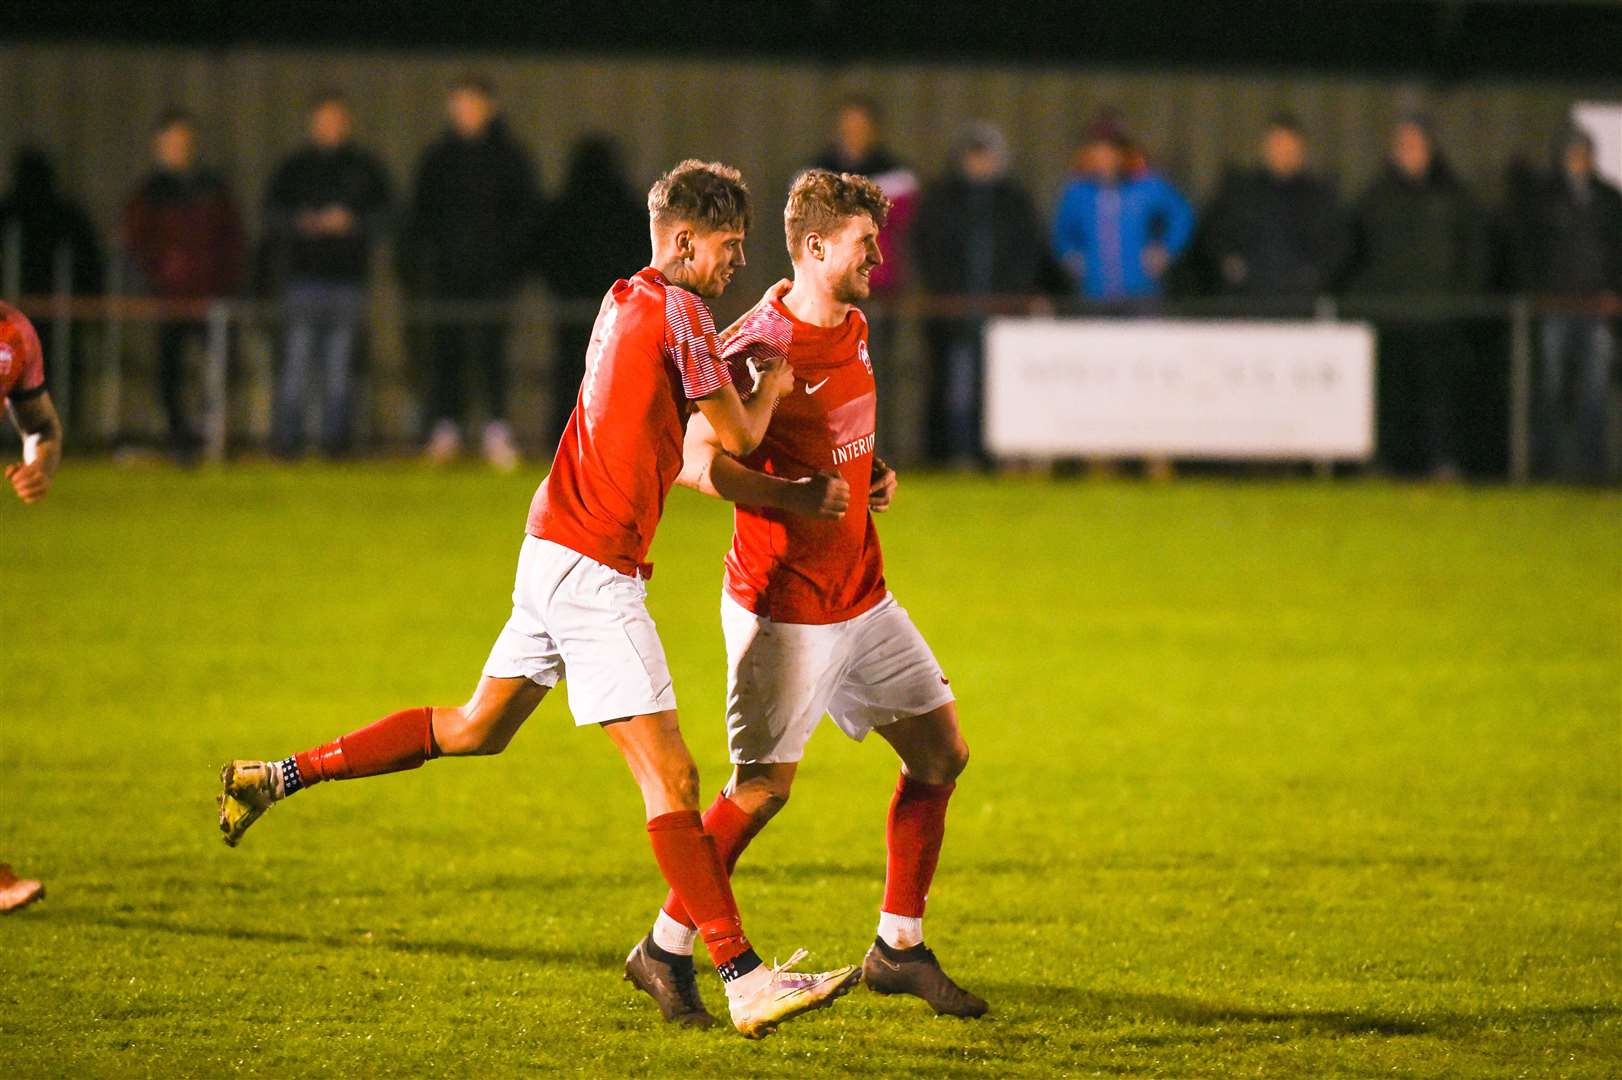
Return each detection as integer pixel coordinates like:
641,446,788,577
662,285,733,400
719,306,793,387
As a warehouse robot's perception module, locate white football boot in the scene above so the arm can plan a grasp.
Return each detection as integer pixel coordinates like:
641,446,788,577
727,949,860,1039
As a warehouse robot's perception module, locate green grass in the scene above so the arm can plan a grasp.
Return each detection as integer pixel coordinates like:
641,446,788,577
1,464,1618,1078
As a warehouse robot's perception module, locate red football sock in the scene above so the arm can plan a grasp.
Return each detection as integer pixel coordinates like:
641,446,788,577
293,707,438,787
882,773,956,918
646,810,753,969
661,791,763,928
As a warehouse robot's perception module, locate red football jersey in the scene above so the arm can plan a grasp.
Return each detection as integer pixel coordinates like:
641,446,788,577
528,267,732,577
0,302,46,406
721,298,885,625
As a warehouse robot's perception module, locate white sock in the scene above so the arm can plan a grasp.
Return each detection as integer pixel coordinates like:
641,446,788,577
724,960,772,1003
877,911,924,950
650,910,697,957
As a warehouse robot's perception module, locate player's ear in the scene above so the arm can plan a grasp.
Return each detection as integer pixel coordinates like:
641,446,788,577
808,232,825,261
674,226,696,262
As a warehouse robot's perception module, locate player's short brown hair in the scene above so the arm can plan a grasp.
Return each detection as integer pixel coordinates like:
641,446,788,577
647,159,751,234
783,169,891,258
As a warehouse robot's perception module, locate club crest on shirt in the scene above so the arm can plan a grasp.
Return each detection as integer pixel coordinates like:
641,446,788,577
857,339,872,375
0,344,12,378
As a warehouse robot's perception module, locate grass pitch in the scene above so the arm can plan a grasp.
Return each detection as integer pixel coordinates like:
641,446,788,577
1,464,1618,1077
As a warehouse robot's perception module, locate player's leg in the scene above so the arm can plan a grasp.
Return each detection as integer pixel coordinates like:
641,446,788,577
646,761,798,963
826,596,987,1017
217,676,548,846
864,700,986,1016
873,700,970,943
627,595,855,1032
604,713,856,1038
220,536,566,846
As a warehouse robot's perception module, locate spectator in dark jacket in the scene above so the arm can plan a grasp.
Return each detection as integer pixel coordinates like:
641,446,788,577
400,75,538,469
1348,116,1488,479
1520,126,1622,480
810,96,919,303
120,109,244,460
263,92,392,458
809,95,920,430
0,147,105,298
1200,115,1347,306
914,122,1050,466
0,147,107,427
536,134,645,448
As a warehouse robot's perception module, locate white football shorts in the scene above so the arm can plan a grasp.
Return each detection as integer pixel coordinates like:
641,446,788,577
722,591,956,765
483,536,677,725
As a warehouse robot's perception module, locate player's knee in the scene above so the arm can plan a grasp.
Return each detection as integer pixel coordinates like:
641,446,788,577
914,735,969,785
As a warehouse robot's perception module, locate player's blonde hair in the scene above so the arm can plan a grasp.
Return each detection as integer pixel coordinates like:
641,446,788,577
647,159,752,234
783,169,891,258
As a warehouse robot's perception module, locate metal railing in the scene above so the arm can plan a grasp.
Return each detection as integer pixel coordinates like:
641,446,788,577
8,257,1619,480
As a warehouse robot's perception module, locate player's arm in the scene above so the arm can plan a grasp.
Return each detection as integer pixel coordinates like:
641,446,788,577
6,390,63,504
692,363,793,459
678,410,849,519
869,455,898,513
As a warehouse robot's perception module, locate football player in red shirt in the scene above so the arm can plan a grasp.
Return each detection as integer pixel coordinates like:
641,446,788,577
1,301,63,913
627,170,986,1025
216,162,859,1037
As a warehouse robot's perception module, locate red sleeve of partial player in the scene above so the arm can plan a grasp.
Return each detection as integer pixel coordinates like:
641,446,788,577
720,305,793,385
0,303,46,403
663,286,732,400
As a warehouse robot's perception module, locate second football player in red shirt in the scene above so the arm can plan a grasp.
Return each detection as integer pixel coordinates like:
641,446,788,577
628,170,986,1025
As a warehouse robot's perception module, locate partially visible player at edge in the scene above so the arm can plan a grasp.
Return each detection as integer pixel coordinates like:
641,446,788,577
0,301,63,914
623,170,987,1026
215,161,860,1038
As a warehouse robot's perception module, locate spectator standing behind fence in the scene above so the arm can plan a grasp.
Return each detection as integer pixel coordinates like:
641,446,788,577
262,93,392,459
1199,115,1347,305
1348,116,1488,480
536,134,645,449
120,110,243,463
913,123,1049,467
1518,126,1622,482
0,147,106,423
0,148,105,302
1052,118,1194,307
809,95,919,312
399,75,537,470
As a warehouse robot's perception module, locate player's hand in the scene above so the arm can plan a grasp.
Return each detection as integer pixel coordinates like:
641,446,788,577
757,359,796,402
5,462,50,504
868,459,898,512
789,471,850,519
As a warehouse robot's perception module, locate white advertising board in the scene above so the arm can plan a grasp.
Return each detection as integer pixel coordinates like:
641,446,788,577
1573,102,1622,189
984,318,1376,460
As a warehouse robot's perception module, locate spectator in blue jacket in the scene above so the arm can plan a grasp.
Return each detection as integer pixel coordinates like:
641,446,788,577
1052,119,1195,304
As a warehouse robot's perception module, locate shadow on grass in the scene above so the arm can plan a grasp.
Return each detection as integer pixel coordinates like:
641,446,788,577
983,982,1621,1040
46,910,622,969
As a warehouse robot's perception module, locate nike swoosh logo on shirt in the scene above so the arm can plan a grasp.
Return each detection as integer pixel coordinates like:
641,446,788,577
805,377,831,395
